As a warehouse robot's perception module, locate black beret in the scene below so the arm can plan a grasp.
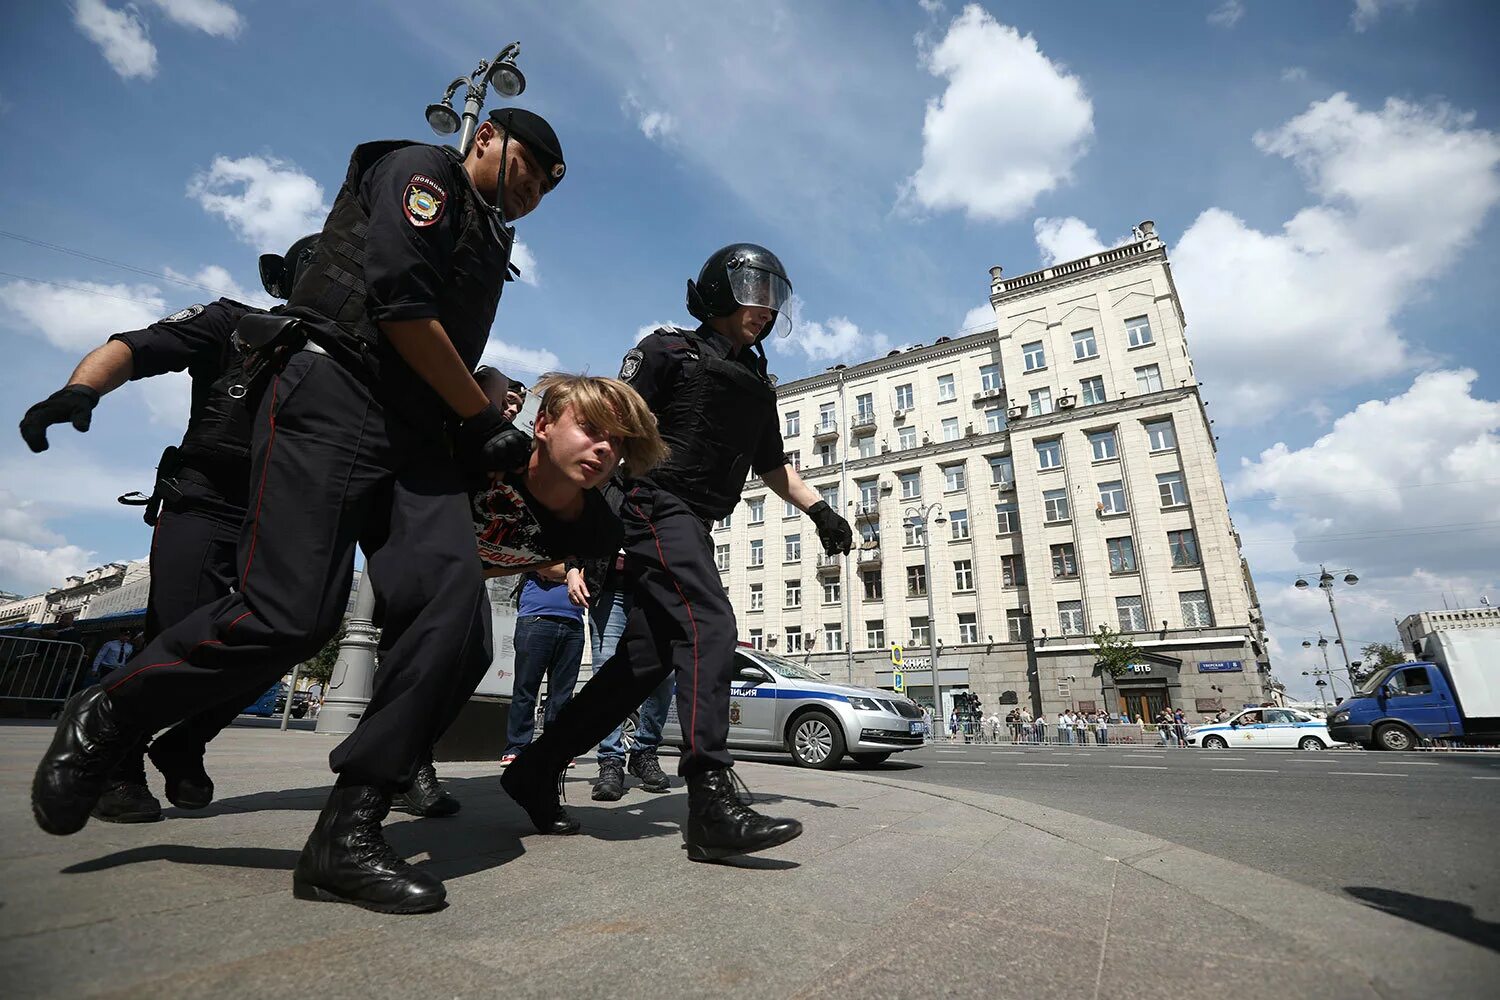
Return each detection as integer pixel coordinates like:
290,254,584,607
488,107,565,187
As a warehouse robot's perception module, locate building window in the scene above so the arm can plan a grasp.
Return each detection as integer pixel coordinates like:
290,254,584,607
785,627,805,653
748,497,765,524
894,383,914,410
1072,328,1098,360
1145,418,1176,452
1135,363,1163,394
823,579,841,604
1006,609,1024,643
958,612,979,644
980,363,1001,392
903,521,925,546
1125,315,1154,348
1080,376,1106,406
859,521,878,546
1158,471,1188,508
749,540,764,566
909,616,931,646
1051,543,1078,579
784,534,802,562
863,570,883,601
715,544,730,571
749,583,763,611
1035,439,1062,470
943,463,967,492
1088,429,1117,461
898,427,919,452
818,401,836,431
855,392,874,421
899,471,921,499
1043,488,1070,523
1098,480,1127,515
1116,595,1146,631
937,374,956,401
784,411,800,437
989,455,1013,485
1181,590,1214,627
995,500,1020,534
1168,528,1200,567
1107,535,1137,574
857,479,879,508
1029,387,1053,416
785,579,801,608
1058,600,1085,636
820,485,839,508
785,499,799,519
941,416,960,442
953,560,974,592
748,628,764,650
717,511,732,530
824,624,843,652
857,434,876,458
866,619,886,649
1001,554,1025,586
817,442,836,466
787,449,801,470
949,509,970,539
1023,340,1047,372
906,565,927,597
984,407,1005,433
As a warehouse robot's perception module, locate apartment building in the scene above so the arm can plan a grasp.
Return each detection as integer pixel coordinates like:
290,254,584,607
715,221,1269,721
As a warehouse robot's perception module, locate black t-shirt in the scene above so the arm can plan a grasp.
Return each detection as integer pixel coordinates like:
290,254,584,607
108,298,254,420
473,475,623,572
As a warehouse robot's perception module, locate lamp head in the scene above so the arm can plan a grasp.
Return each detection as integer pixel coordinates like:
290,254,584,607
1319,571,1335,588
1344,573,1359,586
1318,637,1328,647
1294,578,1309,590
1302,640,1311,648
487,58,526,98
425,101,461,135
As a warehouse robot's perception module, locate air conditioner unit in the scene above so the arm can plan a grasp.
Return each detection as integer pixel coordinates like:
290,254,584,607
1007,405,1027,419
1057,395,1078,410
879,481,894,493
964,423,976,437
997,481,1016,492
892,409,907,421
880,443,890,453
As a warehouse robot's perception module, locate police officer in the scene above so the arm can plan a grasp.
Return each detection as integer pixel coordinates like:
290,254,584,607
32,107,565,915
18,236,318,823
503,244,855,861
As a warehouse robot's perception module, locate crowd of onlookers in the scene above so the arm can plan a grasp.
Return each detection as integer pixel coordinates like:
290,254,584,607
938,705,1199,746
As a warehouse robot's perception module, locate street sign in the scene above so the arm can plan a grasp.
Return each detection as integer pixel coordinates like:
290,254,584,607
890,643,903,668
892,670,905,694
1198,660,1244,673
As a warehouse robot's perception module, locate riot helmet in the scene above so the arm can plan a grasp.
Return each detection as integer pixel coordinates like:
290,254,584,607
258,234,320,300
686,243,793,342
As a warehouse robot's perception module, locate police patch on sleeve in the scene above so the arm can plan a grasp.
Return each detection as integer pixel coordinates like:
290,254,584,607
619,349,644,382
160,304,204,324
403,173,447,227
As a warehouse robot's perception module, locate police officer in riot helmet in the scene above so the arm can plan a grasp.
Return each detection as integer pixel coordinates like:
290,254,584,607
33,106,565,914
18,234,318,824
504,243,855,861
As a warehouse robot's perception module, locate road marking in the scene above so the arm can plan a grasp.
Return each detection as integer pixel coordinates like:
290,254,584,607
935,749,966,754
1018,762,1070,767
932,760,987,765
1214,756,1247,761
1110,765,1168,770
1473,776,1500,780
1327,771,1407,777
990,751,1025,755
1213,768,1278,774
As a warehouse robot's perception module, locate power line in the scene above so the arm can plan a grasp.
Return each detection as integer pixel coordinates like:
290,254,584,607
0,270,170,307
1238,519,1500,547
0,230,239,297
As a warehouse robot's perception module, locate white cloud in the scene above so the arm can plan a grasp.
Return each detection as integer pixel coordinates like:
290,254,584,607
1173,93,1500,423
901,4,1093,223
162,264,275,308
148,0,243,38
509,240,539,287
1208,1,1245,28
1281,66,1309,83
634,321,693,346
778,295,892,365
1352,0,1419,32
918,0,946,15
137,370,192,428
480,339,561,381
959,302,995,334
1032,216,1107,265
187,155,329,251
73,0,157,80
0,278,165,352
622,92,677,141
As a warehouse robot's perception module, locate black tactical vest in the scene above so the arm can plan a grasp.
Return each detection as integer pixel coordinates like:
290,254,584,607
175,299,261,500
640,327,780,521
286,140,512,431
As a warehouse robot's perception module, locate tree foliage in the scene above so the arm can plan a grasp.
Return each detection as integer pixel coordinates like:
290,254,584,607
1093,624,1142,678
1361,641,1406,672
298,628,345,687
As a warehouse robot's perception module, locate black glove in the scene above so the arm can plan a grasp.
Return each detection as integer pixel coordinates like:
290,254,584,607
808,500,854,555
455,402,531,475
19,384,100,453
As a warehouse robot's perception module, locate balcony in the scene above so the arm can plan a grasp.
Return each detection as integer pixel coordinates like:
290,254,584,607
817,554,842,575
854,500,881,521
850,412,877,431
812,420,840,442
857,547,883,567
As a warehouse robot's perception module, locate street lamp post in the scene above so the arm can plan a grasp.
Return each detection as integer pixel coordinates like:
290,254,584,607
1295,566,1358,690
423,44,527,157
904,503,945,726
1301,633,1344,705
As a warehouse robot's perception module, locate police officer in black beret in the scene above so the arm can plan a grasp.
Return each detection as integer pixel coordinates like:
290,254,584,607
503,243,855,861
18,235,318,823
32,107,565,914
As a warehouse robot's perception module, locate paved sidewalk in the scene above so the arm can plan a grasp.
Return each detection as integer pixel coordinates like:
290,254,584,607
1,724,1495,999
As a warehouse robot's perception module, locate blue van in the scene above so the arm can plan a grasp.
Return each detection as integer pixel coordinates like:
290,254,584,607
1327,632,1500,751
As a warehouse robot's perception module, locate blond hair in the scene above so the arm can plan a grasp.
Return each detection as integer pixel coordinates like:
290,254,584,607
532,373,668,477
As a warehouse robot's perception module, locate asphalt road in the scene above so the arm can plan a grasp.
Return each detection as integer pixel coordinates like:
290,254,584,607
740,740,1500,951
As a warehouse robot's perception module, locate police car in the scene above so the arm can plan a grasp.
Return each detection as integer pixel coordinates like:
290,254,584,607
659,646,928,769
1186,707,1340,750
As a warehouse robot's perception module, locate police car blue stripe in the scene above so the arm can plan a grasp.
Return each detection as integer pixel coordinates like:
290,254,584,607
729,686,849,702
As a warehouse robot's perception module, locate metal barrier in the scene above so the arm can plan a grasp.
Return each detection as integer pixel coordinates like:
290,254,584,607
0,635,86,715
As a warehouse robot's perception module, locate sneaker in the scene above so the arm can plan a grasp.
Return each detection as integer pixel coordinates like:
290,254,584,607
499,753,517,767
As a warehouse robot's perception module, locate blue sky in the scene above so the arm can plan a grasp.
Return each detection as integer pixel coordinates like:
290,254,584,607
2,1,1497,699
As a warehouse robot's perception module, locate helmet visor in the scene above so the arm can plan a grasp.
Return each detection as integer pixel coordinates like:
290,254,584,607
728,266,793,339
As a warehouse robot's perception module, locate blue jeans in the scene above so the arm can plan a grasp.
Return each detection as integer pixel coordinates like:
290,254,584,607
505,614,584,755
592,580,673,763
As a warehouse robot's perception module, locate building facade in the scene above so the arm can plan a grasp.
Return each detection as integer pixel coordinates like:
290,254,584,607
716,221,1269,721
1397,604,1500,656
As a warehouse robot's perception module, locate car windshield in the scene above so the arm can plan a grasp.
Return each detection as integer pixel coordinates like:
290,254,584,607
743,649,828,682
1354,666,1396,697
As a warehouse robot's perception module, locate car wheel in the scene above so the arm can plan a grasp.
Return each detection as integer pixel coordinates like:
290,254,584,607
1297,735,1325,750
620,711,640,752
789,711,846,769
1374,723,1418,752
1201,735,1229,750
849,752,891,766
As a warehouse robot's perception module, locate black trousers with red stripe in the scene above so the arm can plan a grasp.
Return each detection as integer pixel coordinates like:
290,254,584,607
104,350,492,790
525,484,734,778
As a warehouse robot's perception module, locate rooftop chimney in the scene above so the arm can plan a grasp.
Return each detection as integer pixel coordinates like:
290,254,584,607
989,265,1004,281
1138,220,1155,238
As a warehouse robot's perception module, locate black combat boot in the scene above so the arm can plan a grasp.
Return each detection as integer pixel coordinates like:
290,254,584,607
292,783,446,914
591,759,625,801
627,748,670,793
394,755,461,818
32,687,142,835
684,768,803,862
500,746,581,834
93,736,162,823
147,731,215,809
